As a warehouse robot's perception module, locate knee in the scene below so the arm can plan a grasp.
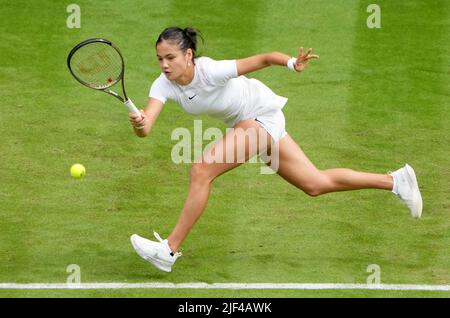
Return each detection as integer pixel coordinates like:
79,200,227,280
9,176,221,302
301,173,331,197
303,186,322,197
190,163,214,185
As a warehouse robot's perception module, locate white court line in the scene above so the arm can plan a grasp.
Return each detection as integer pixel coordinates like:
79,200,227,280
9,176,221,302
0,283,450,291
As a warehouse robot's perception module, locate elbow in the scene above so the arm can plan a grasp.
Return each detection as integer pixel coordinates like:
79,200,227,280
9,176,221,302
266,52,279,66
264,53,274,66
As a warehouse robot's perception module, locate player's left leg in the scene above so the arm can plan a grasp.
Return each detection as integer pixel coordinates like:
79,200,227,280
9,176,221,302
271,134,422,217
272,134,393,195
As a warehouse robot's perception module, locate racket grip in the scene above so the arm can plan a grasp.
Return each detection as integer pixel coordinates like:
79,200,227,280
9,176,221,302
124,99,141,116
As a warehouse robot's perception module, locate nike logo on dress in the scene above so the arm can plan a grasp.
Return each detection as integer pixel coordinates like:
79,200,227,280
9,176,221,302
188,94,197,100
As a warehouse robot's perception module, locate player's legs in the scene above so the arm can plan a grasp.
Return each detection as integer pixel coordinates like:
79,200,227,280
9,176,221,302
272,134,393,196
167,119,272,252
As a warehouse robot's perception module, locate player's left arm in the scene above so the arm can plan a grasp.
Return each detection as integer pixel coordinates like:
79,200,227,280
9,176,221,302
236,48,319,76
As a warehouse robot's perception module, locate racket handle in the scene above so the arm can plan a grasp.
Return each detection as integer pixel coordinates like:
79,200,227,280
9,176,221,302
124,99,141,116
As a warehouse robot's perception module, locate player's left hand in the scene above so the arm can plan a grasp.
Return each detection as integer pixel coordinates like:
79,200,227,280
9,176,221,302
294,47,319,72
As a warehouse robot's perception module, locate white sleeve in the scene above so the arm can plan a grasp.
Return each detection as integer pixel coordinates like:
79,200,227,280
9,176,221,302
202,57,238,86
148,75,169,104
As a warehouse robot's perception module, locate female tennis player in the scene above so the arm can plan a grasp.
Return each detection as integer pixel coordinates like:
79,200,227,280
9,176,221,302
129,27,422,272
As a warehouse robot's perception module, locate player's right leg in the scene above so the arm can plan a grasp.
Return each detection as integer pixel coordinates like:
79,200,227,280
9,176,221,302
166,119,271,252
131,119,272,272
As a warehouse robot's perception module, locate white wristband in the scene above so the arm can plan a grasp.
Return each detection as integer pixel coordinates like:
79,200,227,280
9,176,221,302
287,57,297,72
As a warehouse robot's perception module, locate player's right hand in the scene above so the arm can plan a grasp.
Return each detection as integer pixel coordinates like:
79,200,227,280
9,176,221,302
129,110,147,128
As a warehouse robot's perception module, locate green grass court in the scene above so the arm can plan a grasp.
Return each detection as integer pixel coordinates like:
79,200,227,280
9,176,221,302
0,0,449,297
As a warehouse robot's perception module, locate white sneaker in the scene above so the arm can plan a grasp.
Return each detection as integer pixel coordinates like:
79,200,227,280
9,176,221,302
130,232,181,272
389,164,423,218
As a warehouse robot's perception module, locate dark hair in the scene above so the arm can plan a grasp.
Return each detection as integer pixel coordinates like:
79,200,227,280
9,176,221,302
156,27,203,60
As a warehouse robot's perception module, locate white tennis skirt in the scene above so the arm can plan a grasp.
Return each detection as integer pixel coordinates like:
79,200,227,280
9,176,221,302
254,108,287,143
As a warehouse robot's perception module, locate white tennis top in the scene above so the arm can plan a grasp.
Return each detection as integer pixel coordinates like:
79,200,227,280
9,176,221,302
149,56,288,126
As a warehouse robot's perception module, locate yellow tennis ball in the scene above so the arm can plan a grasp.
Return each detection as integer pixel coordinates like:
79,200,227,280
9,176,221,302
70,164,86,179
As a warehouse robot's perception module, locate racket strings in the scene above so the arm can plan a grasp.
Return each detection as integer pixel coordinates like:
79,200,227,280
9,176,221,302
70,42,123,89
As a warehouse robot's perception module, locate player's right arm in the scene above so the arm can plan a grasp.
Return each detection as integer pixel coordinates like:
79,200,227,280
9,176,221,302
129,97,164,138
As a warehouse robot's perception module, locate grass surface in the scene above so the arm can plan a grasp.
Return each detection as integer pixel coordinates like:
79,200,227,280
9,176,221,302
0,0,449,298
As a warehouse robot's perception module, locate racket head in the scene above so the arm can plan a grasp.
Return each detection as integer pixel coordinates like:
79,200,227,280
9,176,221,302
67,38,124,90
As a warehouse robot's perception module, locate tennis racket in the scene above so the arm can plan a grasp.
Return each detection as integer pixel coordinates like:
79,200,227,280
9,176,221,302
67,38,142,120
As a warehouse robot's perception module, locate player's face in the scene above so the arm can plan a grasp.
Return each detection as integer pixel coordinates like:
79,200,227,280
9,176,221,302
156,40,192,81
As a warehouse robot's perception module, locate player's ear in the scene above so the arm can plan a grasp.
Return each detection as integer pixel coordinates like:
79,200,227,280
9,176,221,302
185,48,193,61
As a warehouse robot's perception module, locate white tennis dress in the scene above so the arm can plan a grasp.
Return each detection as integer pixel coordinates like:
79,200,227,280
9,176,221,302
149,57,289,142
